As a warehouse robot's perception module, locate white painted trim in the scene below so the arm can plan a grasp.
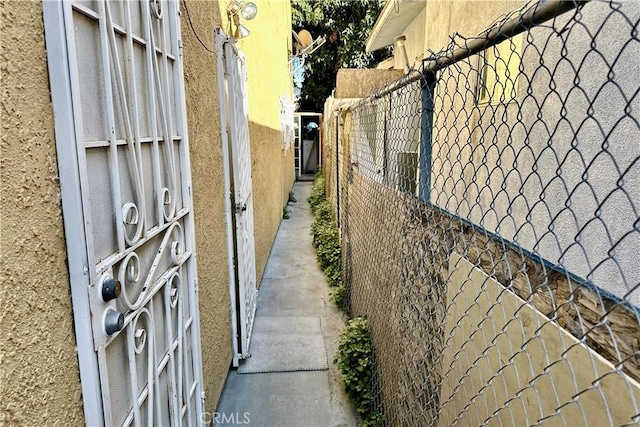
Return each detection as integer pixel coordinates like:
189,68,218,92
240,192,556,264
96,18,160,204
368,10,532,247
365,0,427,53
42,1,104,425
216,29,241,367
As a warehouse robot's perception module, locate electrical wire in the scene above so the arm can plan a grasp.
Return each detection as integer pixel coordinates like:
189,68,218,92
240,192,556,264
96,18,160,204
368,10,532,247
181,0,215,53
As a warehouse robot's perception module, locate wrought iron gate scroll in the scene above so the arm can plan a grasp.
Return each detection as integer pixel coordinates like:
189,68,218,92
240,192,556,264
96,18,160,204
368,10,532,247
44,1,204,424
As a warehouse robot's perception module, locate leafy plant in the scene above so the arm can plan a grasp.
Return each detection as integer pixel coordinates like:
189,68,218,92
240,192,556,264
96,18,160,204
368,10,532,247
334,317,382,426
307,171,326,213
330,282,348,312
309,172,347,309
288,190,297,203
283,206,291,220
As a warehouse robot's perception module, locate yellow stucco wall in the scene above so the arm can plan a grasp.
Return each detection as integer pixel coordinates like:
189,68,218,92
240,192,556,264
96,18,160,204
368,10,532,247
180,0,232,414
235,0,294,129
0,1,84,424
228,0,295,283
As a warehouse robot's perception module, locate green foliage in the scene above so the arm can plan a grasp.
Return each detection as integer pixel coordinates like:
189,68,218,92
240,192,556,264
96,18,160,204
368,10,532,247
309,172,347,313
307,172,326,213
311,201,342,287
330,282,348,313
283,206,291,220
292,0,390,111
334,317,382,426
288,190,297,203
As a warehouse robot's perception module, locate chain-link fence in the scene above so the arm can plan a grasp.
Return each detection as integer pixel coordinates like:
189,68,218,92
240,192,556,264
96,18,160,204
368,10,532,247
323,0,640,425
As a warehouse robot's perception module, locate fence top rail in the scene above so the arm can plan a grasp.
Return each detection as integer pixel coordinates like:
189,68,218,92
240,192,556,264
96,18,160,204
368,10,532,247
355,0,588,103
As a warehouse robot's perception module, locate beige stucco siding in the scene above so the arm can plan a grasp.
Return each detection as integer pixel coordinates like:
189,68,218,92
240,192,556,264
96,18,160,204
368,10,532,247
423,1,518,52
0,0,84,424
423,0,640,304
180,0,232,413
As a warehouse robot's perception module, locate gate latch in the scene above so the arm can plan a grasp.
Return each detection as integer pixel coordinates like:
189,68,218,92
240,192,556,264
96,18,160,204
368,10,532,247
234,202,247,214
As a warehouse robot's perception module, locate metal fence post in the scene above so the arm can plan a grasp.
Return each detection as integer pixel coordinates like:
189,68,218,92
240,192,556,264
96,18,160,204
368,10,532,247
419,71,436,203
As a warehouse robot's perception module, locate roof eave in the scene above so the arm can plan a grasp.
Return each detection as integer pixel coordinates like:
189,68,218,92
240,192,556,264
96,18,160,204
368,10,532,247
366,0,428,53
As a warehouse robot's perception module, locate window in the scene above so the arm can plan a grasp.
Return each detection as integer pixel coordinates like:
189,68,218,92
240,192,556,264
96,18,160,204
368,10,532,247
477,34,523,105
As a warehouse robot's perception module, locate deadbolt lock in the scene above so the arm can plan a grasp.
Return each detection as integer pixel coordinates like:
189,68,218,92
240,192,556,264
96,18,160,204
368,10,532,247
104,309,125,335
101,276,121,302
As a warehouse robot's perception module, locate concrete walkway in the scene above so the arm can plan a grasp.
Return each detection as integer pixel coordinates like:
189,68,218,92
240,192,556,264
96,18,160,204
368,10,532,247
214,182,358,427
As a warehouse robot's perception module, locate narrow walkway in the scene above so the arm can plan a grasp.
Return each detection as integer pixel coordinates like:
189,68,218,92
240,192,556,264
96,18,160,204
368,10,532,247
215,182,358,427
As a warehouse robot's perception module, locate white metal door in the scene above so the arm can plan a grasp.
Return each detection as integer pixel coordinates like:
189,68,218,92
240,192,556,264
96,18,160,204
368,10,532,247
215,30,258,366
43,1,204,425
294,114,303,178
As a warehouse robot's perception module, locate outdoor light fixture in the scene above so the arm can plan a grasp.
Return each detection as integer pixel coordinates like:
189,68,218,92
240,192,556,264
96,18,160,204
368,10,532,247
227,0,258,38
237,24,251,38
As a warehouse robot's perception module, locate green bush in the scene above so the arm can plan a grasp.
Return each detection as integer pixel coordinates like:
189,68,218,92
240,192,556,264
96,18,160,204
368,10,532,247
288,190,297,203
309,172,347,310
310,203,342,287
334,317,381,426
283,206,291,220
307,172,326,213
330,282,348,313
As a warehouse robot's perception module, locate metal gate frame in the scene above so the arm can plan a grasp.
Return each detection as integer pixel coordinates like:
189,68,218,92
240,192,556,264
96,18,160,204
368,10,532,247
42,1,204,424
215,29,258,367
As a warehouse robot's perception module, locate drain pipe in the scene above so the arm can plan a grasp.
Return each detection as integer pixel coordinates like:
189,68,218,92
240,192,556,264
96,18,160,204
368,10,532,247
394,35,411,73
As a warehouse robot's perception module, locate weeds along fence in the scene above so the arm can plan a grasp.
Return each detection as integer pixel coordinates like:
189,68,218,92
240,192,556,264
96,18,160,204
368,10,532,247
323,0,640,425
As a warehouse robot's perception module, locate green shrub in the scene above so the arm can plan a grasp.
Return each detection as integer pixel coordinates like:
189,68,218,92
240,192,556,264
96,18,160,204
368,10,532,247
283,206,290,220
309,172,347,311
288,190,297,203
308,173,326,213
330,282,348,312
334,317,381,426
310,201,342,287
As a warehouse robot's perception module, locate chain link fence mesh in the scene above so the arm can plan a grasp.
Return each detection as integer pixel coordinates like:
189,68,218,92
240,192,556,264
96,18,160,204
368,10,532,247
323,0,640,425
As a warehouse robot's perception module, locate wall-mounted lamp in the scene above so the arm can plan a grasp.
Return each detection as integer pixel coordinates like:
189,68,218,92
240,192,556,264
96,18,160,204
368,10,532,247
227,0,258,39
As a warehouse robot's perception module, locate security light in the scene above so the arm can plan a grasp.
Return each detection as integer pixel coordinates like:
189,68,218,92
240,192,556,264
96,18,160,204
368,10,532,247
237,24,251,39
228,0,258,39
228,1,258,20
240,2,258,20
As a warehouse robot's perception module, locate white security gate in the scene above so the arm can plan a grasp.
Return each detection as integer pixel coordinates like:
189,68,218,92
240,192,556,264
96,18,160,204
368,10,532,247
43,1,204,425
215,30,258,366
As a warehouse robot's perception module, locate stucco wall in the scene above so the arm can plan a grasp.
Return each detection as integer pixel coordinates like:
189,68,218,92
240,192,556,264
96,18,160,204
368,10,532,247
372,0,639,303
396,6,426,69
0,1,84,424
335,69,404,98
385,1,517,70
425,0,640,304
180,0,231,413
281,147,295,216
234,0,295,283
248,122,287,282
422,0,518,53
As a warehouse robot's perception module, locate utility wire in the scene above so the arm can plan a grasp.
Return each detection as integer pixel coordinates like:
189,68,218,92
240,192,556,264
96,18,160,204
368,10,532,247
181,0,215,53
